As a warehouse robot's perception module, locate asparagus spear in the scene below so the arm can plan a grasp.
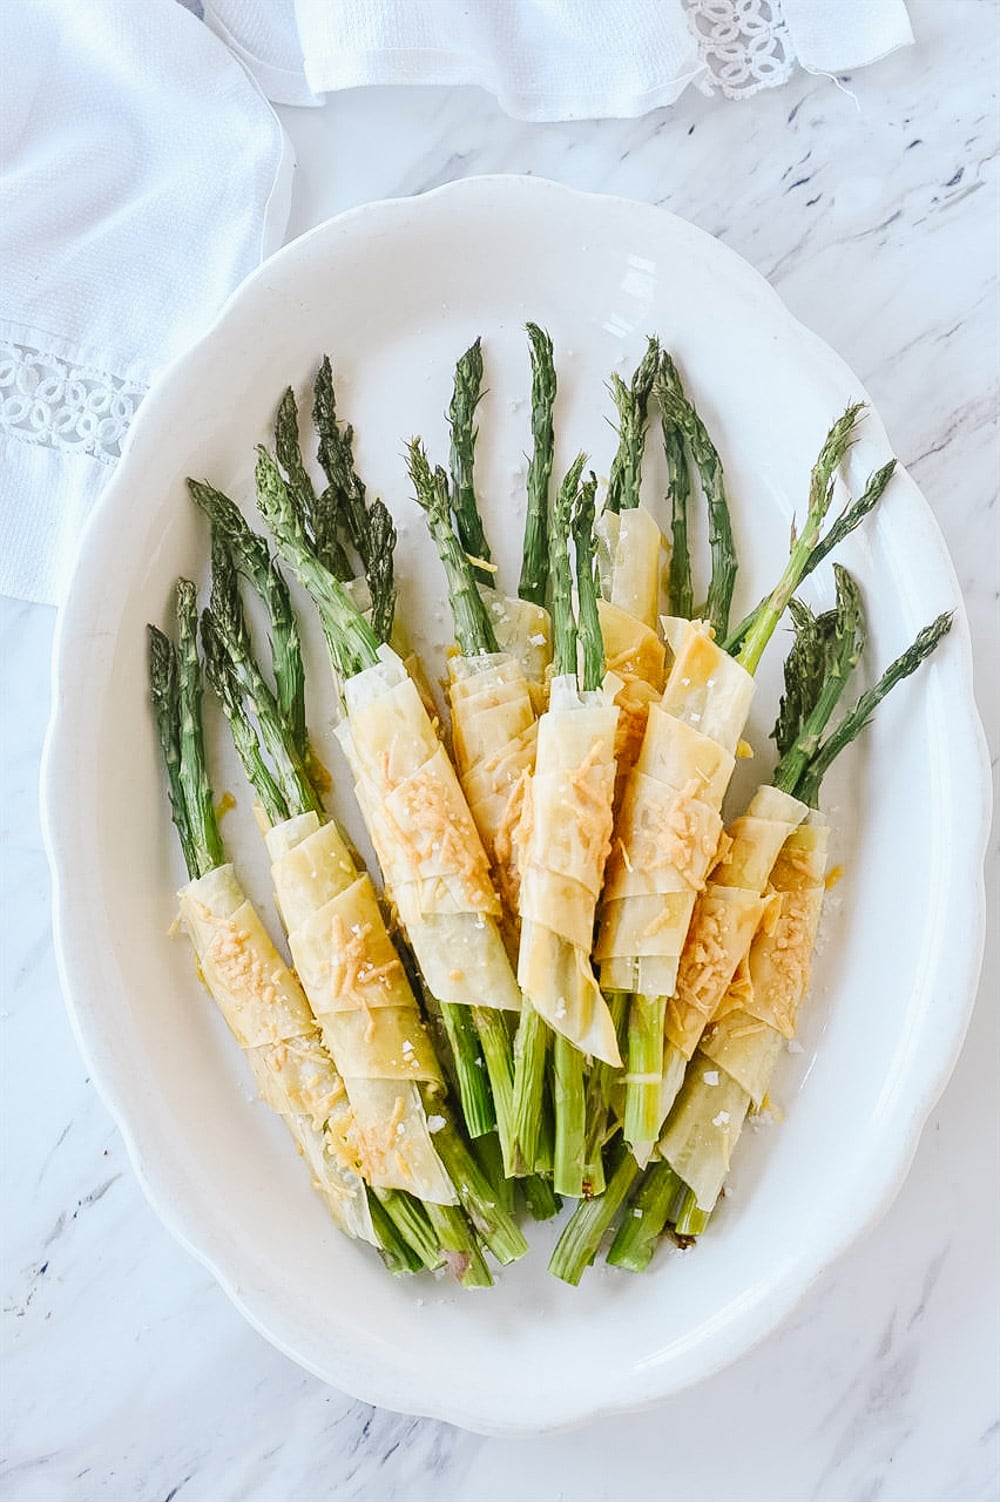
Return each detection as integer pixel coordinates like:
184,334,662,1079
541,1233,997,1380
518,323,556,608
412,359,560,1203
510,454,585,1177
404,438,526,1170
661,392,693,620
406,440,499,656
513,457,623,1198
605,337,660,516
724,459,897,656
606,1161,687,1273
734,405,866,672
447,337,494,589
188,479,309,760
656,352,737,639
572,473,605,693
548,1140,637,1285
306,365,399,646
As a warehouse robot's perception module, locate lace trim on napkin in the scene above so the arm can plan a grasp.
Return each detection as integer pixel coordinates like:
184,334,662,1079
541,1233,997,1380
0,336,147,465
685,0,794,99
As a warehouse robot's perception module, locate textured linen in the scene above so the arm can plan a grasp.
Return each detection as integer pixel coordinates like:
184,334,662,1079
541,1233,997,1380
0,0,290,605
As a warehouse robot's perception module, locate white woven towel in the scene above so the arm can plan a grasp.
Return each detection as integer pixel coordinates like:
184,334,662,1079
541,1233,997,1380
205,0,914,113
0,0,290,606
0,0,913,607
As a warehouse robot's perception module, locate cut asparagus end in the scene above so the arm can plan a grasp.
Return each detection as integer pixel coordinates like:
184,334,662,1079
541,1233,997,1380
607,1161,687,1272
549,1143,639,1285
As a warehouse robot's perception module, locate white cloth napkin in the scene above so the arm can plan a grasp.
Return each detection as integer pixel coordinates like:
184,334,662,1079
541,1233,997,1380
205,0,913,115
0,0,291,606
781,0,913,75
1,0,913,606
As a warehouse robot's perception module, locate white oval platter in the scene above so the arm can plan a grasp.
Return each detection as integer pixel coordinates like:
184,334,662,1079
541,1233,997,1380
42,177,990,1434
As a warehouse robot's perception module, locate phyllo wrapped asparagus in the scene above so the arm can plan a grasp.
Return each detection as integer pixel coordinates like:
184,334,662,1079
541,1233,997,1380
178,861,374,1231
659,811,829,1212
596,618,754,999
148,585,375,1247
594,340,670,775
659,605,954,1236
265,810,456,1204
255,434,526,1172
337,646,521,1015
517,671,620,1060
196,495,529,1276
448,651,538,923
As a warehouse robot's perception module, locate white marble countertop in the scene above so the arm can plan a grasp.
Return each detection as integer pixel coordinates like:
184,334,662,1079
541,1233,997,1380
3,3,997,1497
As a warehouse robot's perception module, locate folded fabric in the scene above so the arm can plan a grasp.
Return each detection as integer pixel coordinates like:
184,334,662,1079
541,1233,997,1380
0,0,914,607
0,0,292,606
205,0,914,114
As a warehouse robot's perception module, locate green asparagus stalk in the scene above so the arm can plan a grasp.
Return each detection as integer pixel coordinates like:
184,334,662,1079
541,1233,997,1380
725,458,896,655
793,609,953,808
550,453,587,675
188,479,308,760
518,323,557,607
549,1141,639,1284
256,446,381,679
606,1162,687,1272
511,453,586,1183
365,1192,425,1275
406,440,500,656
605,337,660,515
148,621,199,878
201,537,322,823
404,437,522,1164
175,580,225,876
572,473,604,694
661,394,693,620
770,566,866,797
307,362,398,643
732,405,866,670
656,352,736,638
447,337,493,588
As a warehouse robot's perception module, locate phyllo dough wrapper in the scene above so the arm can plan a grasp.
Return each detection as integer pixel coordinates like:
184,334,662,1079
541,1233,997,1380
516,675,621,1064
178,862,374,1242
339,647,522,1015
266,811,455,1205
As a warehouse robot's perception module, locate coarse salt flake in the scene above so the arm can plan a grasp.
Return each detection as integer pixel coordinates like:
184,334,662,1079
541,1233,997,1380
426,1114,446,1134
712,1111,730,1128
702,1069,720,1086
